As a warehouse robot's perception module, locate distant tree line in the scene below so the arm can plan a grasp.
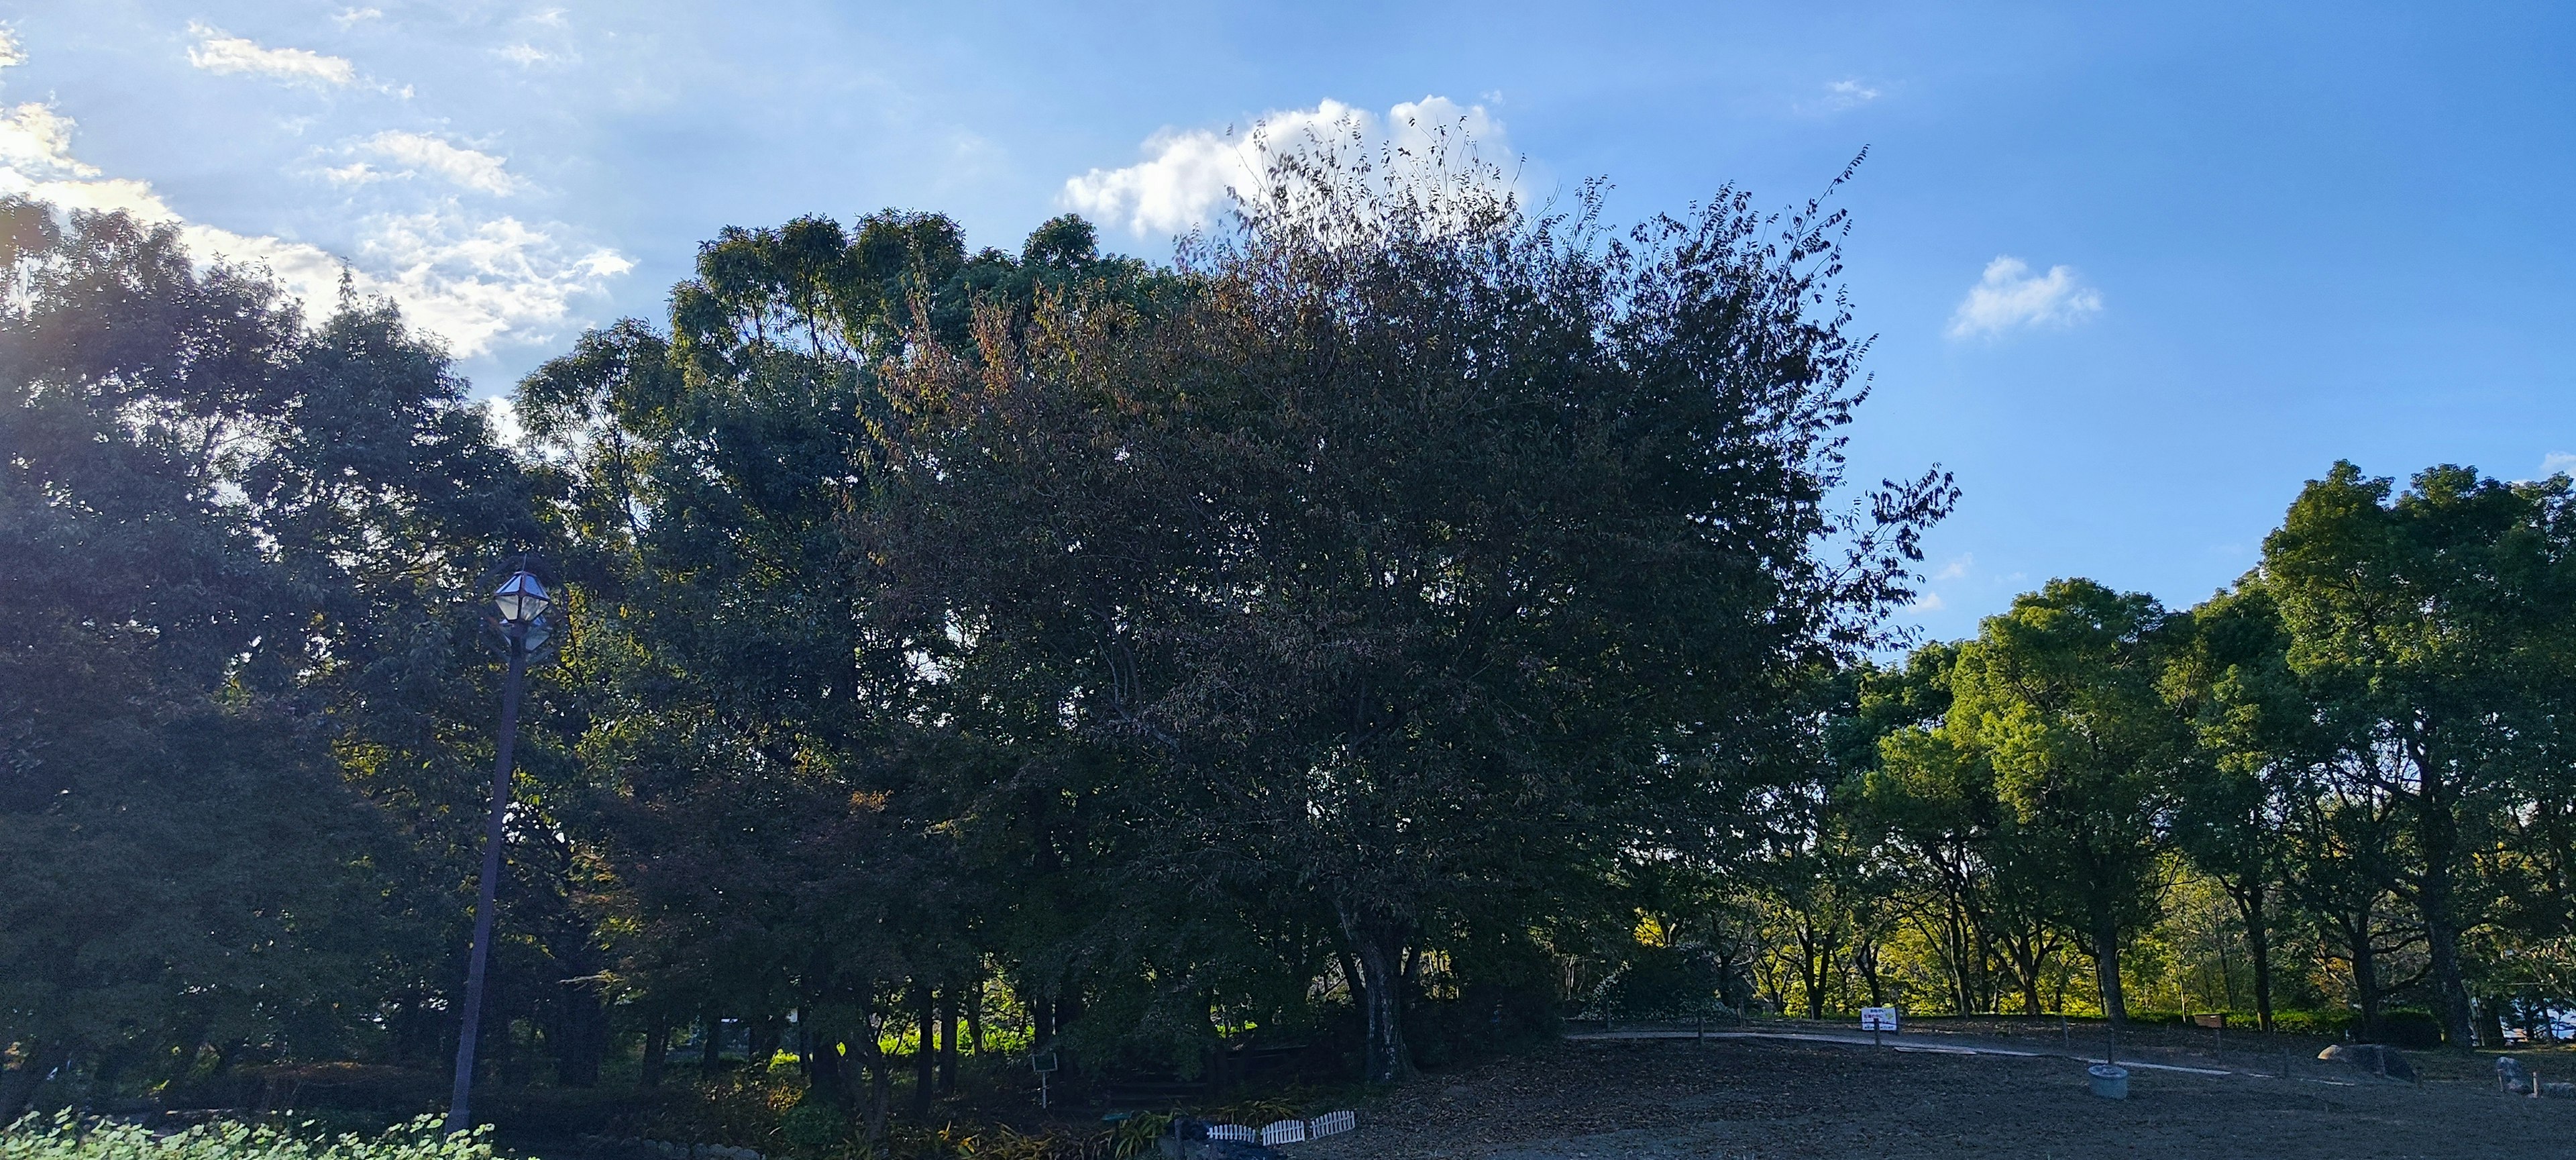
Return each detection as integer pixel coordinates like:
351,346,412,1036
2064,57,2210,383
4,134,2569,1146
1733,463,2576,1051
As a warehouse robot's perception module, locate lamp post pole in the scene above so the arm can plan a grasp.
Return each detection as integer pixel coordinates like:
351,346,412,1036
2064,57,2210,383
447,573,550,1135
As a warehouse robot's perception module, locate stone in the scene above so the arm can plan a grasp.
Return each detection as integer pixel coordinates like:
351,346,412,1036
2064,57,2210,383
2316,1043,2415,1082
2498,1055,2529,1090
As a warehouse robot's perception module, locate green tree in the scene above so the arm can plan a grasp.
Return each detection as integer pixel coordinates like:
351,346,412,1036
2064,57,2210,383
869,140,1950,1081
0,200,530,1116
1937,580,2189,1026
2165,582,2303,1030
2259,462,2576,1045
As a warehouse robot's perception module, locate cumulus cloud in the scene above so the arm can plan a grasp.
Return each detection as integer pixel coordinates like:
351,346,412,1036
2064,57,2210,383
344,130,523,195
1062,95,1519,237
1,37,624,357
186,22,358,88
1947,256,2102,338
2542,452,2576,477
0,28,23,69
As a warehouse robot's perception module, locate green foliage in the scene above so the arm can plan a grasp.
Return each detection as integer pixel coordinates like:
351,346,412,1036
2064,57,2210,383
0,1114,499,1160
775,1102,849,1153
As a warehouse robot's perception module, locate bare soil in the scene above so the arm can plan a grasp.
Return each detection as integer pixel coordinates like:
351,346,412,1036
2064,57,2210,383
1295,1031,2576,1159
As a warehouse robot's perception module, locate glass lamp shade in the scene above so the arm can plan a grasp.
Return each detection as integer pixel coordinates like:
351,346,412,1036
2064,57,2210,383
493,571,551,625
519,617,553,653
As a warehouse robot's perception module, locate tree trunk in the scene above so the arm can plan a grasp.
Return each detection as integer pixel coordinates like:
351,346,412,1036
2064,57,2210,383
1854,938,1886,1008
1335,945,1366,1016
748,1014,782,1074
640,1022,667,1088
700,1010,727,1073
936,988,957,1092
2347,916,2383,1039
965,984,985,1055
856,1020,890,1149
807,1029,843,1103
910,982,934,1118
1339,906,1414,1085
2418,850,2472,1046
2091,908,2127,1027
2237,884,2275,1033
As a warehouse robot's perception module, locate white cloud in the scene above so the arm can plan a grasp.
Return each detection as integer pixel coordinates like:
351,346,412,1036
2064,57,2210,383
1,38,623,358
0,28,24,70
497,44,554,66
1907,591,1947,613
334,7,384,25
2542,452,2576,477
1947,256,2102,338
186,23,357,88
350,130,523,195
1821,79,1880,110
1933,553,1973,582
1062,95,1519,238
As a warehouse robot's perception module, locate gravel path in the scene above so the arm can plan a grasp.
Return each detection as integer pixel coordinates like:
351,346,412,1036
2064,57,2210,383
1293,1035,2572,1159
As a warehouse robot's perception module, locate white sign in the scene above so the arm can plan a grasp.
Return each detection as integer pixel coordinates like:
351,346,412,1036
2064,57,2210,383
1862,1006,1899,1033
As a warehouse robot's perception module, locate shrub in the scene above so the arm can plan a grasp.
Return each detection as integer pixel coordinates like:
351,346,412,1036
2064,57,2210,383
1592,945,1731,1022
773,1102,847,1154
0,1112,498,1160
2268,1009,2357,1039
2378,1009,2444,1049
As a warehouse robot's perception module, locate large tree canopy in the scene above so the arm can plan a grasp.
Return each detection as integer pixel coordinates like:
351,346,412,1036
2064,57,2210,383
864,145,1952,1081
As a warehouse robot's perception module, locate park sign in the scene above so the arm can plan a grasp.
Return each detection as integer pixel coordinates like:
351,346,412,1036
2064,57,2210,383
1862,1007,1899,1033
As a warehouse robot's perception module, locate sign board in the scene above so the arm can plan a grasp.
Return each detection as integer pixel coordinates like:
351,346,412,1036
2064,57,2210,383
1029,1051,1058,1073
1861,1007,1899,1033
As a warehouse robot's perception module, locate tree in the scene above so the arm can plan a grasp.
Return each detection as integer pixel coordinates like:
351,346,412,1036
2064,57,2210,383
2166,582,2304,1031
1933,580,2188,1026
867,133,1950,1082
0,199,527,1116
2259,462,2576,1045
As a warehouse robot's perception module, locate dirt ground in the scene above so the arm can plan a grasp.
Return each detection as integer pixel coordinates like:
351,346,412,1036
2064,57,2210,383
1294,1032,2576,1159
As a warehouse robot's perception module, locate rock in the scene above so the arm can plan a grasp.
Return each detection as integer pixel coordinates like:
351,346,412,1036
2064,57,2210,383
2316,1043,2415,1082
2498,1055,2530,1090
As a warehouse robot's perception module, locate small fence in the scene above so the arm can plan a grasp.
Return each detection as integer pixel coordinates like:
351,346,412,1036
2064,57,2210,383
1200,1111,1354,1147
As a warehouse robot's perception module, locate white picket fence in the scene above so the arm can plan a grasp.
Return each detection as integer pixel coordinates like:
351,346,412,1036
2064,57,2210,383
1204,1111,1355,1148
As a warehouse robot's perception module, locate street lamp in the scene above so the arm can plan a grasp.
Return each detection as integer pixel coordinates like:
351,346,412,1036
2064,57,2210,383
445,569,553,1134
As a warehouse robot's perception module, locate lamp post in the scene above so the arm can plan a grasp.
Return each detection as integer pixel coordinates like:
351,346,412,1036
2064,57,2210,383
445,570,553,1134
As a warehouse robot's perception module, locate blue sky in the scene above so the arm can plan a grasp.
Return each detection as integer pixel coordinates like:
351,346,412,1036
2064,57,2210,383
4,2,2571,640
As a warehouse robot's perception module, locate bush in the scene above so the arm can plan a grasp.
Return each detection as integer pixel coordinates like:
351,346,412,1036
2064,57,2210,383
2378,1009,2444,1049
1592,944,1731,1022
2268,1009,2357,1039
773,1102,847,1153
0,1112,498,1160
